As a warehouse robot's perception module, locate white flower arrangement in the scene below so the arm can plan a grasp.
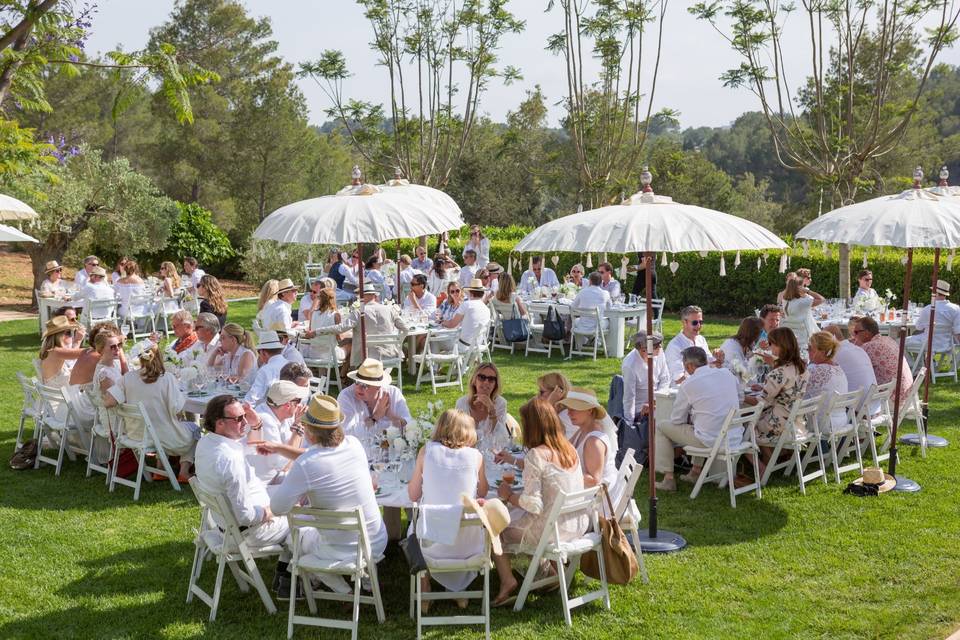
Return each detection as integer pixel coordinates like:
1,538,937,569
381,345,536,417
730,359,752,384
853,290,881,314
884,288,897,305
385,401,443,461
558,282,579,299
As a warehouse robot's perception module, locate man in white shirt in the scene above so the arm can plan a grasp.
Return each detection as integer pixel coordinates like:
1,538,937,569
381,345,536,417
598,262,622,300
182,256,206,293
75,265,114,304
244,331,289,405
442,279,491,347
403,273,436,316
337,358,413,442
906,279,960,354
246,380,308,484
457,249,480,287
338,250,360,291
655,346,740,491
411,246,433,273
825,325,879,413
73,255,100,289
262,278,298,331
622,331,671,424
665,305,721,383
518,256,561,295
164,309,204,367
195,312,221,359
571,271,612,335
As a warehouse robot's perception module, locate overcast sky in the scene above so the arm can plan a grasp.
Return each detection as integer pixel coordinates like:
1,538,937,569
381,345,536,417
84,1,960,130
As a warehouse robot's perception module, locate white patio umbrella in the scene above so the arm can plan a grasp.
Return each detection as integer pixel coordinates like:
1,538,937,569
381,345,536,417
0,194,37,221
515,168,788,553
253,167,464,357
796,168,960,491
0,223,38,242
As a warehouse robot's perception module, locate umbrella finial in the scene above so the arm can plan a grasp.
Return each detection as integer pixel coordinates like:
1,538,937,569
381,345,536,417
940,166,949,187
394,166,403,179
351,165,363,185
913,166,924,189
640,166,653,193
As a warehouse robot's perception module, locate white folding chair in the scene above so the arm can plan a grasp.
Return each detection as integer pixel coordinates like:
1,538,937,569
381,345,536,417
109,401,181,500
907,333,957,383
897,368,928,457
817,388,866,483
365,333,405,387
525,302,565,359
759,395,827,494
307,375,327,398
83,297,118,330
14,372,40,452
409,508,492,640
33,383,90,476
850,380,896,467
685,403,765,508
157,291,185,336
459,321,492,373
286,506,385,640
489,305,516,354
85,382,115,483
299,334,344,393
304,262,325,290
512,487,610,627
568,306,608,360
610,451,648,583
186,478,281,622
631,297,666,338
414,328,465,394
122,293,158,340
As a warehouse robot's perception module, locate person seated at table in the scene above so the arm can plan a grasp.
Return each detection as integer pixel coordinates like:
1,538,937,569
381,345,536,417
39,316,85,386
824,324,878,412
298,278,323,323
622,331,670,432
757,304,782,347
456,362,509,450
69,322,114,386
428,253,453,297
665,305,717,384
852,316,914,405
255,279,279,329
92,330,129,445
654,346,740,492
245,380,308,484
244,331,289,406
318,283,410,366
105,344,199,482
363,254,389,298
491,398,586,606
194,312,221,360
483,262,502,299
412,246,433,273
398,253,420,286
743,328,809,471
115,259,146,320
208,322,257,385
776,271,797,307
302,287,350,369
39,260,70,298
268,394,387,594
806,331,849,433
566,263,585,288
518,256,560,296
597,262,621,300
491,272,529,322
442,278,491,348
163,310,201,366
159,261,182,299
404,273,437,317
73,255,101,290
436,281,463,322
781,277,825,349
457,249,480,288
74,265,114,306
195,395,291,590
407,408,488,611
906,279,960,356
719,317,763,372
852,269,877,303
109,256,128,286
279,361,312,388
558,387,627,513
571,272,611,337
535,371,575,438
262,278,299,332
197,274,228,327
338,358,412,442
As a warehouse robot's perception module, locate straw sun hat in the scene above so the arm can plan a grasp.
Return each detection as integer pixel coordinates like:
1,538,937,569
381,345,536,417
346,358,392,387
460,493,510,555
464,278,486,292
558,387,608,420
851,467,896,493
302,394,343,429
44,260,62,274
42,315,80,340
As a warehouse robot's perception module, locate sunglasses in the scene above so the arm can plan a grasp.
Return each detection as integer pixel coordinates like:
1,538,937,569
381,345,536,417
476,373,497,383
449,289,461,294
220,414,247,424
89,262,100,267
108,343,122,350
688,319,704,326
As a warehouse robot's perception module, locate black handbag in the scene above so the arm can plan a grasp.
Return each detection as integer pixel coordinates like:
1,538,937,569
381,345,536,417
501,302,529,342
399,509,428,574
541,305,566,342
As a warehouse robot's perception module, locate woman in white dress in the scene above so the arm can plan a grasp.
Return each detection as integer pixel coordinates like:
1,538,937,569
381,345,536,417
255,279,279,330
428,254,452,297
559,387,627,513
302,287,350,364
407,409,488,611
455,363,509,451
363,255,388,298
463,225,490,268
719,317,763,373
852,269,878,303
104,344,199,482
39,316,85,386
491,399,587,606
91,330,128,461
207,323,257,385
805,331,849,433
781,277,825,349
115,259,147,322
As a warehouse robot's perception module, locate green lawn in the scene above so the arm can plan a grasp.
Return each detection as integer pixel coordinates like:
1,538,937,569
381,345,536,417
2,301,959,639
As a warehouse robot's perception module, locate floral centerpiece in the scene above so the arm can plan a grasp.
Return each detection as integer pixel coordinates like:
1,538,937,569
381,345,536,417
558,282,579,300
853,290,881,315
384,400,443,462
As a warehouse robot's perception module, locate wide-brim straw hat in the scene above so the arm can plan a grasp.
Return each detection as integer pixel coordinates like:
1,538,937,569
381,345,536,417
42,315,80,340
464,278,486,292
558,387,608,419
461,494,510,555
934,279,951,296
256,330,283,350
346,358,391,387
44,260,62,274
852,467,896,493
89,266,107,277
302,394,343,429
276,278,297,294
485,262,502,274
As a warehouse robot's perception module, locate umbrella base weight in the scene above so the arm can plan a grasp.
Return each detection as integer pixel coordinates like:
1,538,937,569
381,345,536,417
892,475,921,493
635,529,687,553
899,433,949,448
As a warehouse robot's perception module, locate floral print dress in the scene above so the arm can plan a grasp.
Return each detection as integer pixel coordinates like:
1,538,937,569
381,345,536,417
755,363,809,446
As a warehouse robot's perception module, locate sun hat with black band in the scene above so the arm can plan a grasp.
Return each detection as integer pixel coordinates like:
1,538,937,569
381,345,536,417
851,467,896,493
633,330,663,349
301,394,343,429
346,357,392,387
89,266,107,278
256,330,284,350
934,279,951,297
464,277,486,293
276,277,298,295
485,262,502,275
44,260,62,274
360,282,378,296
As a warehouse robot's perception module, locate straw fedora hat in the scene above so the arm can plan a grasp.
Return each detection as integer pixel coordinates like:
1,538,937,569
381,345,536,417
464,278,486,292
302,394,343,429
461,493,510,555
347,358,392,387
44,260,62,274
360,282,378,296
485,262,502,274
558,387,608,420
42,315,80,340
934,279,951,296
256,330,283,350
89,266,107,277
852,467,896,493
276,278,297,295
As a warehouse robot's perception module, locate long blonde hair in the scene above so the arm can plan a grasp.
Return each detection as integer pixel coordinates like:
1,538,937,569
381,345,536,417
495,273,516,304
432,409,478,449
39,332,69,360
316,288,337,314
160,261,181,289
221,322,254,349
138,345,165,384
468,362,501,405
257,279,279,311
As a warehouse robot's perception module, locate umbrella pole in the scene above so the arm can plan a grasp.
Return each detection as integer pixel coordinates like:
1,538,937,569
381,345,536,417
635,251,686,553
358,243,368,360
888,248,920,492
902,247,949,449
396,238,402,303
